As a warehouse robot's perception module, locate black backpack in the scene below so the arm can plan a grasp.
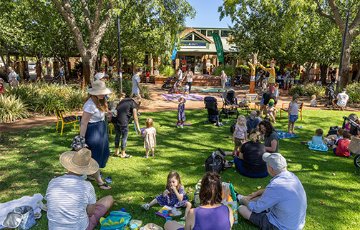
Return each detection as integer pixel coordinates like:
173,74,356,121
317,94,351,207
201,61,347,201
205,149,226,173
327,126,339,136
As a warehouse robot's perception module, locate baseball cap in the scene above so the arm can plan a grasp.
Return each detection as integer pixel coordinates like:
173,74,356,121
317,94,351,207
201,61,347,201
262,152,287,171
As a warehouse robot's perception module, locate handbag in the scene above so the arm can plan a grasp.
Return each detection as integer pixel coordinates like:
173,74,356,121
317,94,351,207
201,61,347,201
2,206,36,230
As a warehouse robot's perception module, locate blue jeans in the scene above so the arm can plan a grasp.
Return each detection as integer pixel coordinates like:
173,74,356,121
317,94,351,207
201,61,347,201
114,124,128,150
234,157,268,178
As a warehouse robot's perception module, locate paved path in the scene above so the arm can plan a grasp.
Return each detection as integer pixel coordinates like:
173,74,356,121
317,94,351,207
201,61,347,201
0,84,358,133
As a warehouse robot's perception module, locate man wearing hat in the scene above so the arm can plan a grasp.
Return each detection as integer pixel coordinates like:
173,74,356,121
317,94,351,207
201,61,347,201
237,153,307,230
46,148,114,230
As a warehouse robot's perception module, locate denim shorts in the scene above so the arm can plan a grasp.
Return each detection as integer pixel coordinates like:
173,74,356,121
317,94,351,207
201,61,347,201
289,115,298,123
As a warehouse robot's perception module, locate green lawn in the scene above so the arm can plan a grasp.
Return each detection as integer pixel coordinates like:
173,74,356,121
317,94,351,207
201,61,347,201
1,109,360,229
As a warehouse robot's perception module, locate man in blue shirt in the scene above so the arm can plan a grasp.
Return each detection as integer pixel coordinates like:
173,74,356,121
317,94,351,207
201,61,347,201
237,152,307,230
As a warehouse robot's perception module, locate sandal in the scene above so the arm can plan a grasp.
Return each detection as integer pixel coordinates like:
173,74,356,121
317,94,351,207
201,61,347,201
98,183,111,190
120,154,132,158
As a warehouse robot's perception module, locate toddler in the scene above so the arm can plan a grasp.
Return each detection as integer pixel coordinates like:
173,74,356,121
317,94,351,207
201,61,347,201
288,94,299,134
177,96,186,128
308,128,325,146
142,171,192,219
310,95,317,107
333,130,351,157
142,118,156,158
267,99,276,123
325,128,343,146
233,115,247,154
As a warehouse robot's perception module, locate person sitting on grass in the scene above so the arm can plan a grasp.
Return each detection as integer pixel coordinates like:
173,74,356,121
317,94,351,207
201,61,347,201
259,120,279,153
325,128,343,146
308,128,326,146
46,148,114,230
142,171,192,220
237,152,307,230
246,111,262,133
333,130,351,157
164,172,234,230
287,94,299,134
310,95,317,107
234,131,268,178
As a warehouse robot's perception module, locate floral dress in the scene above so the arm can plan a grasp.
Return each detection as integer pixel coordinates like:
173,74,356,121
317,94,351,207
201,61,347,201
156,186,189,208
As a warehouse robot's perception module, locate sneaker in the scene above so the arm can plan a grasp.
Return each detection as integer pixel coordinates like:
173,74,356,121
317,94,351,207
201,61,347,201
237,194,244,203
142,203,150,210
104,176,112,184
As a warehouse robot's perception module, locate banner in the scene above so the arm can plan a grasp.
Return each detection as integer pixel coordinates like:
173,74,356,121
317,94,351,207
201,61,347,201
212,33,224,63
171,43,177,60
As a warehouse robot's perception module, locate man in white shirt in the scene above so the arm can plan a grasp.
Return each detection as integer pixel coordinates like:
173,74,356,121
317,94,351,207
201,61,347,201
335,89,349,110
46,148,113,230
131,69,141,98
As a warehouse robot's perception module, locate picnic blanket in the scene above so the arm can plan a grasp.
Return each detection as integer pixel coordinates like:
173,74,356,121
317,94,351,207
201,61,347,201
199,87,226,93
276,131,298,139
308,142,329,152
162,94,203,101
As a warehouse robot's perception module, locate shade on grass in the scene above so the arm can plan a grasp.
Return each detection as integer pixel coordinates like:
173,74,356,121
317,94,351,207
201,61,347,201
1,109,360,229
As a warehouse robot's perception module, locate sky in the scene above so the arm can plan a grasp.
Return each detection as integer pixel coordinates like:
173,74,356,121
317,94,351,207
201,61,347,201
185,0,233,28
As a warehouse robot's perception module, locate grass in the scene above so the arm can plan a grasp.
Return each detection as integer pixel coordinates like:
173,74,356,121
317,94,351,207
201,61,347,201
1,109,360,229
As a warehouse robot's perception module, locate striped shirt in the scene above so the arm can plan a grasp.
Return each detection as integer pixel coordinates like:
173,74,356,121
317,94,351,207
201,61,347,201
46,174,96,230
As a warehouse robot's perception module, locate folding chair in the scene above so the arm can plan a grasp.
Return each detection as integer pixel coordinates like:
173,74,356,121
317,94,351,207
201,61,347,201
55,110,79,136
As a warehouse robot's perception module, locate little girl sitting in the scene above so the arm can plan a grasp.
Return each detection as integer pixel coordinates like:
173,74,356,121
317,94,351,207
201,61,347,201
177,96,186,128
142,118,156,158
307,128,328,151
310,95,317,107
142,171,192,219
233,115,247,155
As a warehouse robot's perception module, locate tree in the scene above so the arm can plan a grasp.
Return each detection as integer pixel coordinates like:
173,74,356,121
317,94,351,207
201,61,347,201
52,0,114,85
315,0,360,88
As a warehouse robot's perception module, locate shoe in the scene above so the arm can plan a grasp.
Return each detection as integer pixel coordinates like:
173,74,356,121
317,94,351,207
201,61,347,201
98,183,111,190
237,194,243,203
142,203,150,210
104,176,112,184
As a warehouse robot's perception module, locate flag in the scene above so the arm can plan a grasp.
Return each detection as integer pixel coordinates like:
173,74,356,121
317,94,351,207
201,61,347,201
212,33,224,63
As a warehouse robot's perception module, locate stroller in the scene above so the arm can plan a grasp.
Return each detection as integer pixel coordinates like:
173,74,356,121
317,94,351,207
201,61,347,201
221,89,239,118
161,76,175,90
204,96,222,126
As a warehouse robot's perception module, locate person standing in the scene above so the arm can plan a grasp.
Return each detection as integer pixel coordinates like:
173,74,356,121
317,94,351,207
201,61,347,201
185,68,194,93
113,97,141,158
46,148,114,230
80,81,112,189
59,65,66,85
220,70,228,89
335,89,349,110
131,69,141,98
7,67,19,88
237,152,307,230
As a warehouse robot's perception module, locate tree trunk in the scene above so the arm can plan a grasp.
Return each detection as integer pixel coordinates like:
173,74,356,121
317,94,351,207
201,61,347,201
355,63,360,82
320,63,328,85
82,54,97,86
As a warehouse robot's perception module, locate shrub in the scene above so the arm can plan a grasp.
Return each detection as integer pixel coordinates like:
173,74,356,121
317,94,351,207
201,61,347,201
6,83,86,115
160,65,175,77
289,83,325,97
213,65,236,77
0,95,29,123
346,82,360,103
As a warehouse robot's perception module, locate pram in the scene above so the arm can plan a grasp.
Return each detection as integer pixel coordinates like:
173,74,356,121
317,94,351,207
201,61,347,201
221,89,239,118
161,76,175,90
204,96,222,126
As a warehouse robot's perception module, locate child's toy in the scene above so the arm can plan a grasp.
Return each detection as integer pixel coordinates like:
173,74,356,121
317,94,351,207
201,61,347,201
155,206,172,219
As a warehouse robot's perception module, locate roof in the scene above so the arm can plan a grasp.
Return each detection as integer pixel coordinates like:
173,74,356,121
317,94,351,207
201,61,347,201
179,28,213,44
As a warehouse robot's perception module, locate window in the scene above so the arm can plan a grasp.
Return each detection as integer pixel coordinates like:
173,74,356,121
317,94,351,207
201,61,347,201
207,30,213,36
200,30,206,36
183,34,193,41
221,30,231,37
194,34,203,41
212,30,219,35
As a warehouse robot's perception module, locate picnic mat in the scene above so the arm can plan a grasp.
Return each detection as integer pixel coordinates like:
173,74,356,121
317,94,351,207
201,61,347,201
198,87,226,93
276,131,298,139
162,94,203,101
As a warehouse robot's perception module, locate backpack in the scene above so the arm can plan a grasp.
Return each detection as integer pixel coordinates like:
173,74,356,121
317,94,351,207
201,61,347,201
205,149,226,173
327,126,339,136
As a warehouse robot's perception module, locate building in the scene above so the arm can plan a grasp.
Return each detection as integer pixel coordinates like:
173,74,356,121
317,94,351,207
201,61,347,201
175,27,236,74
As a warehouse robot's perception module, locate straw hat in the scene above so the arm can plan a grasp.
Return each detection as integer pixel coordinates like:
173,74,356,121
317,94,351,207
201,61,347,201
60,148,99,175
88,81,112,95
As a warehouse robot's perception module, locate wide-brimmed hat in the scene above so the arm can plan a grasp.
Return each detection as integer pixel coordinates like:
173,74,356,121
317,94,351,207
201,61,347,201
88,81,112,95
60,148,99,175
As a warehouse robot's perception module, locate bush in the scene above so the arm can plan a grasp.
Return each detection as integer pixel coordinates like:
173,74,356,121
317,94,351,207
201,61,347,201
346,82,360,103
213,65,236,77
6,83,86,115
0,95,29,123
160,65,175,77
289,83,325,97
